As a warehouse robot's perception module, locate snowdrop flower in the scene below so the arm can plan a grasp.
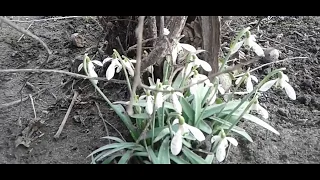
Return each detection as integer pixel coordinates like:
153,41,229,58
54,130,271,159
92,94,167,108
189,72,213,95
153,79,164,110
207,82,225,105
103,57,136,80
171,116,205,155
163,28,170,36
78,56,103,85
235,72,258,93
250,96,268,119
139,90,154,115
243,32,265,57
259,71,296,100
211,130,238,162
165,86,184,114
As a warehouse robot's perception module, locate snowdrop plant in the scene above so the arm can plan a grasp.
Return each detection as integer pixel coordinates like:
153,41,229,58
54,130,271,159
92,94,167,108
86,27,296,164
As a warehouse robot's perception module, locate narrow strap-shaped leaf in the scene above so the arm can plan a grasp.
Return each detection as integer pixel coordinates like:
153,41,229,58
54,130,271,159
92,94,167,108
158,136,171,164
88,142,137,157
198,120,212,134
113,104,138,140
118,151,133,164
242,114,280,135
101,154,123,164
182,147,208,164
147,146,159,164
101,136,125,143
170,154,190,164
95,144,138,162
180,96,195,121
130,113,149,119
205,154,215,164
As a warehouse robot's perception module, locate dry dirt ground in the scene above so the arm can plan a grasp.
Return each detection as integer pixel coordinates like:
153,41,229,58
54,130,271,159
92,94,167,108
0,16,319,164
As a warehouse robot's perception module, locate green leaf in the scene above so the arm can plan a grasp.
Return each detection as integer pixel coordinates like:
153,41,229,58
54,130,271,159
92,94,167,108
118,151,132,164
182,147,208,164
101,136,125,143
205,154,215,164
158,136,170,164
170,155,190,164
113,104,138,140
147,146,159,164
172,71,183,89
130,113,149,119
101,153,122,164
145,126,168,139
132,152,148,157
203,100,250,120
157,107,165,127
242,114,280,135
198,120,212,134
193,92,202,126
182,139,192,148
209,116,253,142
95,145,135,162
88,142,138,157
154,127,170,143
180,96,195,121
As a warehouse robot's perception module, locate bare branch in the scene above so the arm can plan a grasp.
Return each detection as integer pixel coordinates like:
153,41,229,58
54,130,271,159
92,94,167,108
140,16,187,71
127,16,145,115
159,16,165,37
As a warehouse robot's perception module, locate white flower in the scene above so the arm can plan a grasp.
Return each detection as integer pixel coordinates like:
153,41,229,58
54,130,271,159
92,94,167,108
259,72,296,100
139,91,154,115
103,57,136,80
207,83,225,105
211,132,238,162
243,33,265,57
78,59,103,85
250,98,268,119
166,86,184,114
163,28,170,36
152,79,164,110
171,119,205,155
189,73,212,95
235,72,258,93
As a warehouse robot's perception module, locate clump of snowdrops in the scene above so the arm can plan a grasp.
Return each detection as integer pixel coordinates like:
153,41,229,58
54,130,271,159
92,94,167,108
80,27,296,164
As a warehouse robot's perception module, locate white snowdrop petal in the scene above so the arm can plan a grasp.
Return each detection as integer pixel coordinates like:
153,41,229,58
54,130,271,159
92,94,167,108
259,79,277,92
195,49,206,54
180,43,197,53
163,28,170,36
172,94,182,114
230,40,244,55
251,75,259,83
92,60,103,67
130,59,137,63
282,73,289,82
284,82,296,100
216,142,227,162
146,95,154,115
226,137,238,146
171,46,179,65
211,135,220,143
147,65,154,74
258,104,269,119
106,63,116,80
88,63,99,85
246,76,254,93
250,102,259,111
252,41,265,57
78,63,84,72
172,119,179,125
171,132,183,155
139,95,147,100
102,57,113,64
185,124,205,142
197,59,212,72
175,92,184,97
208,92,217,105
155,92,163,109
235,77,242,85
189,78,198,95
218,85,225,95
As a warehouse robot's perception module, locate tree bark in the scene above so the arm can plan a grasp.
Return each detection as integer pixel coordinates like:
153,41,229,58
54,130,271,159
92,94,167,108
200,16,221,76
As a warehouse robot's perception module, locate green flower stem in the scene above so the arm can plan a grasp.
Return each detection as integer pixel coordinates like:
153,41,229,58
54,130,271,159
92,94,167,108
216,72,248,117
113,50,133,94
224,68,286,134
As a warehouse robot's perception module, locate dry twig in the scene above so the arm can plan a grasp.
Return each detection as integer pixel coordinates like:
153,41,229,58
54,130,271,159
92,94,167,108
54,91,79,139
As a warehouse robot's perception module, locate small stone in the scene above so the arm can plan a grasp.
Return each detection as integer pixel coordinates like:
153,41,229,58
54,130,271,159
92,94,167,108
278,108,288,117
11,51,18,57
70,33,85,48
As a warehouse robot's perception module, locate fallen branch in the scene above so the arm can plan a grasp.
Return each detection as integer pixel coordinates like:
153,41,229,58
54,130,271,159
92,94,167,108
94,101,126,142
54,91,79,139
0,68,127,84
8,16,83,23
0,16,52,56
